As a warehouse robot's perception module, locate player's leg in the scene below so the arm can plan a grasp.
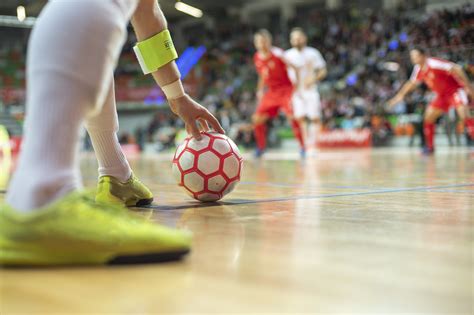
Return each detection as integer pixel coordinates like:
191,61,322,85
284,110,306,158
299,117,308,148
85,79,131,182
1,0,190,266
308,118,321,150
6,1,127,211
289,116,305,151
452,89,474,142
283,89,305,155
307,91,322,149
423,102,445,154
85,79,153,206
292,93,308,149
253,90,281,157
455,105,474,142
252,112,270,157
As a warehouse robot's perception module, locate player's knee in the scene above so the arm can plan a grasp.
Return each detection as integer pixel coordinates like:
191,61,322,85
253,114,266,125
252,115,259,124
424,116,436,124
457,111,466,122
424,109,441,123
456,106,468,121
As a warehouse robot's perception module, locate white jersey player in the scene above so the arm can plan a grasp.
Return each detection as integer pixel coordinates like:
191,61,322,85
285,28,327,149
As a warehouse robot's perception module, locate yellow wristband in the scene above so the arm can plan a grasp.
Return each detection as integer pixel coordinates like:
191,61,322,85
133,30,178,74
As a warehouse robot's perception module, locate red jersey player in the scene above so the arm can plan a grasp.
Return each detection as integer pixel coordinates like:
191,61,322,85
252,29,305,158
388,47,474,154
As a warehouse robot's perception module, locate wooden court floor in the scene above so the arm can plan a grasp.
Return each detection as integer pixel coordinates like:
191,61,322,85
1,148,473,314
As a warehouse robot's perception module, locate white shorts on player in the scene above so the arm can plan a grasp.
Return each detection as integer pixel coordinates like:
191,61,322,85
285,46,326,121
292,89,321,120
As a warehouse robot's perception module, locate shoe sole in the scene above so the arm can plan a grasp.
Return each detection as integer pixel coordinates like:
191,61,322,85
108,248,190,265
0,248,190,267
134,198,154,207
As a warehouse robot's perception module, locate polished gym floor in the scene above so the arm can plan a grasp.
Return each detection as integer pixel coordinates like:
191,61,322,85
1,148,473,314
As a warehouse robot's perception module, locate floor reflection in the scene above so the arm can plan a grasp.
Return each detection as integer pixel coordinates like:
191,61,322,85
177,206,245,269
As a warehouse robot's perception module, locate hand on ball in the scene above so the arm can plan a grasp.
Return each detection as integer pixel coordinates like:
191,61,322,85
169,94,225,140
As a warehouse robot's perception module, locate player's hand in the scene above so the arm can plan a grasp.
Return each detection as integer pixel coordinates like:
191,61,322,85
169,94,225,140
293,90,304,100
304,75,316,89
387,96,401,108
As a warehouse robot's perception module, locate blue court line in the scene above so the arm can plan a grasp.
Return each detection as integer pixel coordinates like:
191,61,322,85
240,181,378,190
225,183,474,204
2,183,471,211
240,181,474,192
145,183,474,211
424,189,474,194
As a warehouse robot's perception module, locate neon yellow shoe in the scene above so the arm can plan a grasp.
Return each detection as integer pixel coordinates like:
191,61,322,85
96,173,153,207
0,191,191,266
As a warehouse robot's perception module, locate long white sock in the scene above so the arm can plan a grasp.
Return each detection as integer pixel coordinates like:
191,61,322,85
6,76,87,211
6,0,133,212
85,80,132,182
308,122,319,148
298,119,308,150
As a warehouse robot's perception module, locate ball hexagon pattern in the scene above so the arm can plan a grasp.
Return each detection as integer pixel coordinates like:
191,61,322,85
172,132,243,202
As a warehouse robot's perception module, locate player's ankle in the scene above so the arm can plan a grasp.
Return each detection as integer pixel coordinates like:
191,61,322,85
98,167,132,183
6,183,77,213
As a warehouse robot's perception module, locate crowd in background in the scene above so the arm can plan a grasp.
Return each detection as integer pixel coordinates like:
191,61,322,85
136,3,474,149
1,3,473,149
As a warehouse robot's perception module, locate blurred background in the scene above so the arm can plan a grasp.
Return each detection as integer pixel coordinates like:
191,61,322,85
0,0,473,155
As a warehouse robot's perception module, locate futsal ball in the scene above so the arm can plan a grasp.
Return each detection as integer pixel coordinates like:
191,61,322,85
172,132,243,202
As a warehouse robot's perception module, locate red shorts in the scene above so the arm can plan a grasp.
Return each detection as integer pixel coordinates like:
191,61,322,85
256,86,293,118
429,88,468,112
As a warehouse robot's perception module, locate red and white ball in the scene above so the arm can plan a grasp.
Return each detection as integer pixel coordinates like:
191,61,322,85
172,132,243,202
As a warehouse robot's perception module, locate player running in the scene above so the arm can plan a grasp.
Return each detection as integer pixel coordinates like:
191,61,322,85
0,0,224,266
253,29,305,158
285,28,327,152
388,47,474,154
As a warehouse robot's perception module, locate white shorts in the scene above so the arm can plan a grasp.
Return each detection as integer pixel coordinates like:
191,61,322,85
292,90,321,119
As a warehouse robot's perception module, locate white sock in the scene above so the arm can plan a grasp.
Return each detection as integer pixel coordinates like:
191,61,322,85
308,122,319,148
6,76,87,211
298,119,308,150
6,0,133,212
85,80,132,182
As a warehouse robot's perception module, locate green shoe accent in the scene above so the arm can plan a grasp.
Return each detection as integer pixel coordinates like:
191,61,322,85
0,191,191,266
96,174,153,207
